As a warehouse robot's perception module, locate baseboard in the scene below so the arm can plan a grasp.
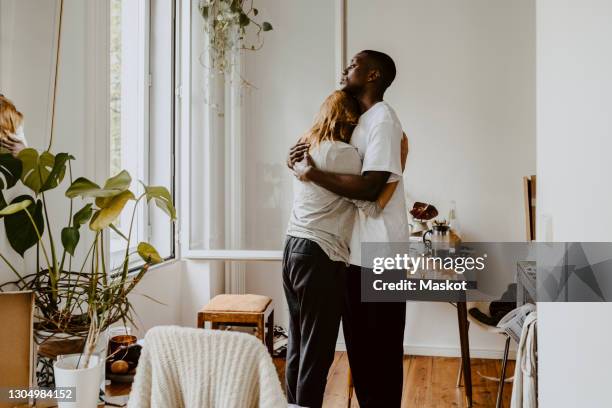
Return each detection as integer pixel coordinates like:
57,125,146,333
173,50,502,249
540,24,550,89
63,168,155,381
335,342,516,360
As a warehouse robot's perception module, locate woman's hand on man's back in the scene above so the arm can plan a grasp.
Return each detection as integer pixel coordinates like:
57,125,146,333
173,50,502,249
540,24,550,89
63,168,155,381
1,134,26,157
287,142,310,170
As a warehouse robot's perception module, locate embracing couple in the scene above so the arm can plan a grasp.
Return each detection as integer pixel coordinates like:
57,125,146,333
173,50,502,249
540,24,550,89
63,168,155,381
284,50,410,408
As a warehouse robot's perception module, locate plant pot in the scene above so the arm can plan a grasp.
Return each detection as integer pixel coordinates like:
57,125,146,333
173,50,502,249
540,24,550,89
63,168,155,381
36,333,86,387
53,353,101,408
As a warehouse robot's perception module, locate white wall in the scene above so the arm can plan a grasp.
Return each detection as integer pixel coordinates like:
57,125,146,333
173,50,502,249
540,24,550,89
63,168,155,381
348,0,536,242
128,260,221,337
243,0,535,357
537,0,612,406
0,0,57,148
127,261,182,337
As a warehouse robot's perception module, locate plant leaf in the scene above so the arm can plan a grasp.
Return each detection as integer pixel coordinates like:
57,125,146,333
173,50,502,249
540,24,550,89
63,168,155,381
0,153,22,189
66,170,131,199
73,203,93,227
0,199,32,216
103,170,131,191
18,149,69,194
89,190,135,231
19,149,50,194
239,13,250,27
65,177,102,198
229,0,240,12
137,242,163,264
200,5,208,19
262,21,273,31
61,227,80,256
142,184,176,220
95,196,113,209
4,195,44,257
39,152,74,192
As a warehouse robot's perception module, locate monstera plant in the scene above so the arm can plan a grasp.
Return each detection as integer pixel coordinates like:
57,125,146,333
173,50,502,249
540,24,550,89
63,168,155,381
0,148,176,341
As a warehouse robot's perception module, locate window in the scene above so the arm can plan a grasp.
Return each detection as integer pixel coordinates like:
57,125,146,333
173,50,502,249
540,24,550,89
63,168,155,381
109,0,176,267
183,0,285,261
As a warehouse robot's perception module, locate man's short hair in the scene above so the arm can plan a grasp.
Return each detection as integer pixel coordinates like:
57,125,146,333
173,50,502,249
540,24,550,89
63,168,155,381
360,50,397,89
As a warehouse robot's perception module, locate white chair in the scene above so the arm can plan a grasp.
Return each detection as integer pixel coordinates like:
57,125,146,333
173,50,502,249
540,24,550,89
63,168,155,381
128,326,286,408
454,302,512,408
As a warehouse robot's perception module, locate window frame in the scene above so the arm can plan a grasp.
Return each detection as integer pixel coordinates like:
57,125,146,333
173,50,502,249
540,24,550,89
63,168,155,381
176,0,281,262
109,0,178,270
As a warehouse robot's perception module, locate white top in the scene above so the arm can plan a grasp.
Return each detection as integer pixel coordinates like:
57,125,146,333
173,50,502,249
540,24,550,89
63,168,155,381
287,140,379,264
13,125,27,146
348,101,410,266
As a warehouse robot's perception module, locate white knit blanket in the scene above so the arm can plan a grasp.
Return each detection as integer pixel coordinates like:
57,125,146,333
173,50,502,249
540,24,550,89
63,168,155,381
128,326,286,408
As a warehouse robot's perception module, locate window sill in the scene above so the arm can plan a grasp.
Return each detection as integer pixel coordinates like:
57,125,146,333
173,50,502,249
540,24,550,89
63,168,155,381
112,256,178,278
182,250,282,262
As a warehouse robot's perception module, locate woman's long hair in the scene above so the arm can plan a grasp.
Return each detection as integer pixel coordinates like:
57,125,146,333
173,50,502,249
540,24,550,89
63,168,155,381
300,90,360,146
0,95,23,140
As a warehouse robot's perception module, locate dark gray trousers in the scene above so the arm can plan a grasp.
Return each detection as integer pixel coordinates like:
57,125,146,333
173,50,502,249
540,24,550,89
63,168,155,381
282,236,347,408
342,264,406,408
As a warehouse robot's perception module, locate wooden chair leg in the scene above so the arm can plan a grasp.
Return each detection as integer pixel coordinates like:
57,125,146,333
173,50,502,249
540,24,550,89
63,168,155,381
197,313,205,329
266,310,274,354
456,320,469,387
456,357,463,387
495,336,511,408
256,316,266,345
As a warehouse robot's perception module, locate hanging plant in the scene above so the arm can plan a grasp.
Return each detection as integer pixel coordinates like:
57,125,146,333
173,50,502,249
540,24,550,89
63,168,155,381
199,0,273,72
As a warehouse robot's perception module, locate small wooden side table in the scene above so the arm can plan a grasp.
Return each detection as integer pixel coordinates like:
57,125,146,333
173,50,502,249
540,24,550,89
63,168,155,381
197,294,274,354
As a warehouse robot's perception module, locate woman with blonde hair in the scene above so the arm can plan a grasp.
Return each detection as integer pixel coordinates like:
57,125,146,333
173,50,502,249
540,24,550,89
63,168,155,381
0,94,28,157
283,90,404,408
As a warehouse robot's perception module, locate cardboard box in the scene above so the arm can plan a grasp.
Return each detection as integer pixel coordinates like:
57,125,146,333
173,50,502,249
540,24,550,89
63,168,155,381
0,291,34,408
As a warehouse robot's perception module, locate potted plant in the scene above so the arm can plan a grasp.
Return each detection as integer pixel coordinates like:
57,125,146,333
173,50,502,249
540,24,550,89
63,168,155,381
0,148,176,386
198,0,273,72
52,308,104,408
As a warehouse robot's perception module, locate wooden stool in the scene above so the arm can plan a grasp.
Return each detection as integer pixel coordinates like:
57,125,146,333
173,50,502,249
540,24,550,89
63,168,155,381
197,294,274,354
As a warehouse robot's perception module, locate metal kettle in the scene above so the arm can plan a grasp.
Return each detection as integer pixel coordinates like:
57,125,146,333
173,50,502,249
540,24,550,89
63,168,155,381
423,221,451,254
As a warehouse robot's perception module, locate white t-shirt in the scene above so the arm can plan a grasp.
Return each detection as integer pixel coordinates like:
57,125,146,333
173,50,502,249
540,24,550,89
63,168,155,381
348,101,410,266
287,141,379,264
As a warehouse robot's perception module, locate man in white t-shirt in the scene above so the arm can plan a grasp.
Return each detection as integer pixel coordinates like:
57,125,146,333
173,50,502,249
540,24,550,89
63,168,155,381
289,50,408,407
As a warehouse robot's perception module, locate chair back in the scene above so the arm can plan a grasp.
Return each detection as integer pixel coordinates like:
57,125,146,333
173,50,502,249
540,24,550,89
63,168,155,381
129,326,285,408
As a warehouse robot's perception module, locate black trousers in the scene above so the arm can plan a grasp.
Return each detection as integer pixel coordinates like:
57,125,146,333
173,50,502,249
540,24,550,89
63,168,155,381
282,236,347,408
343,264,406,408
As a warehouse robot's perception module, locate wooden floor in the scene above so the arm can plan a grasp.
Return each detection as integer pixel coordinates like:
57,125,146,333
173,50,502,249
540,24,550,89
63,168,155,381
275,352,515,408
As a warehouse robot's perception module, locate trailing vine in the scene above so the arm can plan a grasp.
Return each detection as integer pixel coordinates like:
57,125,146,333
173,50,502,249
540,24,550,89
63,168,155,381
199,0,273,72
